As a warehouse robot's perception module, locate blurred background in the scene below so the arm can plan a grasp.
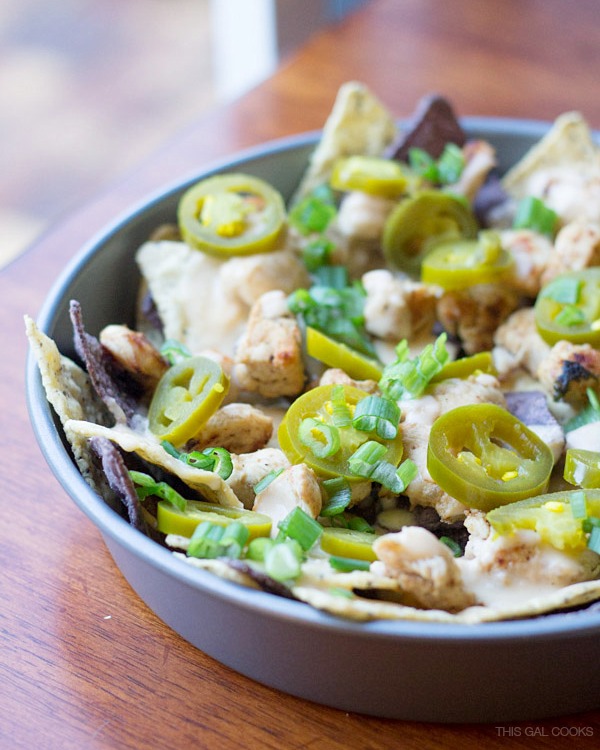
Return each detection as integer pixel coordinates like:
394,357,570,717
0,0,367,267
1,0,214,267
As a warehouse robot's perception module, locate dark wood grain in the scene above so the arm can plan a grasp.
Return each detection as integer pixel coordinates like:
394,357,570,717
4,1,600,746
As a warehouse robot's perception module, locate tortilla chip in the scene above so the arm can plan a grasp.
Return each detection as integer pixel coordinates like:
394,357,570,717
26,91,600,628
164,539,600,624
165,533,295,597
502,112,600,198
25,315,114,496
173,553,263,590
297,557,400,592
292,81,397,203
386,93,466,162
291,585,457,622
70,299,140,425
64,419,243,508
90,436,148,532
292,578,600,623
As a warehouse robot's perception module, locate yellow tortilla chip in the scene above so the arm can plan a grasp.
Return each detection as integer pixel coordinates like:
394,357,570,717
64,419,243,508
292,578,600,623
292,585,457,622
292,81,397,203
297,557,400,592
173,553,263,590
502,111,600,198
166,536,600,624
25,316,113,495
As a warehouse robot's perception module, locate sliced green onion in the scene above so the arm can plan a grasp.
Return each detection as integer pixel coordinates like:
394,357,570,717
582,517,600,534
160,339,191,365
570,490,588,520
352,394,400,439
287,274,376,359
408,147,439,182
408,143,465,185
347,516,375,533
277,506,323,551
128,470,186,512
379,333,449,400
220,521,249,558
161,440,182,459
439,536,463,557
184,450,216,471
394,458,419,491
299,417,341,458
367,460,402,490
187,521,226,558
264,539,303,581
312,184,337,205
554,304,586,328
289,189,337,235
200,447,233,480
321,476,352,517
128,470,158,489
329,513,375,532
368,457,418,493
588,525,600,555
404,335,449,393
347,440,387,478
328,586,355,598
513,196,558,237
302,237,334,272
287,287,314,315
246,536,275,562
253,468,284,495
330,515,347,528
330,384,353,428
565,388,600,432
329,555,372,572
322,316,377,358
540,276,582,305
436,143,466,184
187,520,248,559
370,462,403,492
161,442,233,480
312,264,348,289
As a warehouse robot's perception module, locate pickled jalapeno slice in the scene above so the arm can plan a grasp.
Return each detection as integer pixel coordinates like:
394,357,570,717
330,155,408,199
487,489,600,551
564,448,600,489
382,190,478,275
305,326,383,382
157,499,272,540
427,404,554,512
148,356,229,446
421,231,514,290
535,269,600,346
277,384,403,480
178,173,286,256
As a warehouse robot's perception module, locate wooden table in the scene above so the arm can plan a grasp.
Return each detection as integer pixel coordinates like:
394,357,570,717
4,0,600,746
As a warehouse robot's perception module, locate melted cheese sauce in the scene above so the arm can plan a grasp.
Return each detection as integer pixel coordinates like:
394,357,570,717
458,528,588,609
137,241,248,356
458,558,567,608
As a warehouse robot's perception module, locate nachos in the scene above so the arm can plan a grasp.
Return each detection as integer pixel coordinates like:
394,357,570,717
28,83,600,623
